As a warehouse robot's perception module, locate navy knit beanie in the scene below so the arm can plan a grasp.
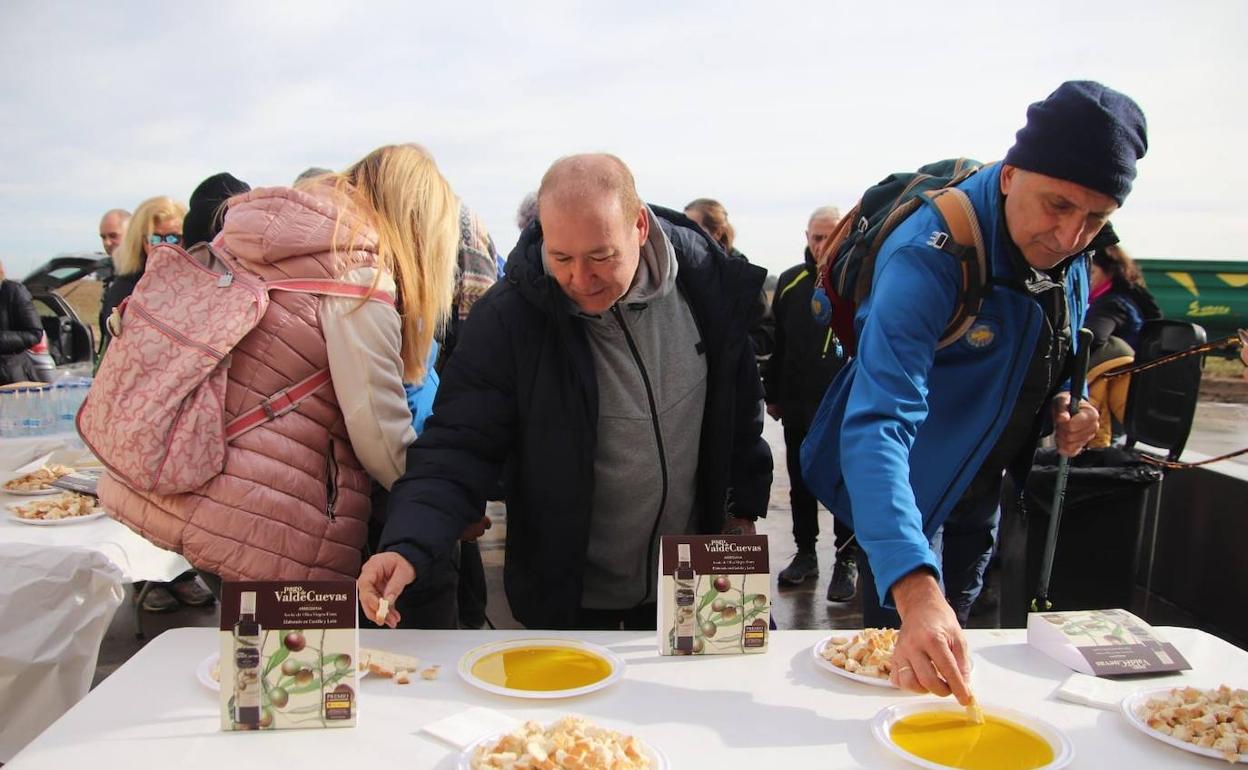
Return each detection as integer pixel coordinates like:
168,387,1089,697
1004,81,1148,205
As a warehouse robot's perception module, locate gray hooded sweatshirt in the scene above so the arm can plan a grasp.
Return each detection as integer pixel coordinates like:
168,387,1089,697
545,207,708,609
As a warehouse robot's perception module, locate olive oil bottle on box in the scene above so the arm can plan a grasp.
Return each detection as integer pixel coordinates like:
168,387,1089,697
674,543,696,654
232,591,262,727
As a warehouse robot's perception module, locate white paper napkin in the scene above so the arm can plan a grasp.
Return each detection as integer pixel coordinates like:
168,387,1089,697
422,707,522,749
1055,671,1186,711
13,452,54,475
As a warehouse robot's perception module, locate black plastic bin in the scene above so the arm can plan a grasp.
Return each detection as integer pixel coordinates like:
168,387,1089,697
998,446,1163,627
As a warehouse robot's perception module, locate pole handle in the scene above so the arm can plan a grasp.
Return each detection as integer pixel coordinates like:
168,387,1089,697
1068,328,1094,416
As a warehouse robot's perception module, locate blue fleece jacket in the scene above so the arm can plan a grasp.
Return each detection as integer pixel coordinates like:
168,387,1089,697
800,163,1089,606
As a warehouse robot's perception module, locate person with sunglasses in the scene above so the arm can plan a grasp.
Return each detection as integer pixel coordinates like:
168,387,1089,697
95,195,195,613
99,195,186,357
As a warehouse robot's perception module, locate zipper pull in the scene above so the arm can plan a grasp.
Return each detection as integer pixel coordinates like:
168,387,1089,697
217,272,234,288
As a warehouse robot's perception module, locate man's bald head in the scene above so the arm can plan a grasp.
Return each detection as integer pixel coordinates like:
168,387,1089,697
99,208,131,257
537,154,642,225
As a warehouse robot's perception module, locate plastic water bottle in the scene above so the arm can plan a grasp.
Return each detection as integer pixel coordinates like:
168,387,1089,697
0,389,15,437
14,387,31,436
75,380,91,420
40,385,54,435
55,382,72,433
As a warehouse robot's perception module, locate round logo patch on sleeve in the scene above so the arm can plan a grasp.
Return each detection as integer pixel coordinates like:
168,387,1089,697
963,320,998,349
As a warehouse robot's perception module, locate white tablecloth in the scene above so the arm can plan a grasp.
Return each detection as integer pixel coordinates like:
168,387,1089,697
7,626,1244,769
0,435,190,583
0,544,124,763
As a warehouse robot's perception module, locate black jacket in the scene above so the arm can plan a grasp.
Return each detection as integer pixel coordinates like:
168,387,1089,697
99,271,142,351
0,279,42,385
763,249,845,413
381,205,772,629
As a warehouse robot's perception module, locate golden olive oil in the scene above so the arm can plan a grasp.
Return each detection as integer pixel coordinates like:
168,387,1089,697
471,646,612,691
890,711,1054,770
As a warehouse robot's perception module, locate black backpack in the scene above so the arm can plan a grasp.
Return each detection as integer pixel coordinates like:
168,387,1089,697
811,158,990,356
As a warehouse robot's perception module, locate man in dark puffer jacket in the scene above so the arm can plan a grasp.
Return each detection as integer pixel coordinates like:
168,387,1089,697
765,206,856,601
359,154,773,630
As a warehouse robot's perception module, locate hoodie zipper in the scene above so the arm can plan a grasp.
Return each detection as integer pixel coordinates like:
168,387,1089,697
611,305,669,607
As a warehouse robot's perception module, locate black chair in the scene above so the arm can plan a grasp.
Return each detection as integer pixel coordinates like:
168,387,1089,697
1123,319,1206,461
1121,319,1206,619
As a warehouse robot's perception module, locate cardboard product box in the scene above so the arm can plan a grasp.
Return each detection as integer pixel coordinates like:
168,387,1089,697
1028,608,1191,677
219,581,358,731
657,534,769,655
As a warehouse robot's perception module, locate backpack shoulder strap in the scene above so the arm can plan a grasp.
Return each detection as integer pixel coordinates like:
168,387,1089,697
922,188,989,349
222,280,395,443
265,278,396,306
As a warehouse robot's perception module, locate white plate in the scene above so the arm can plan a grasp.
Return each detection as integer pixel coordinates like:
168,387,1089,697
1,469,68,495
457,724,667,770
458,638,624,699
871,699,1074,770
197,652,221,692
1,483,62,496
1121,686,1248,764
812,633,898,689
5,500,105,525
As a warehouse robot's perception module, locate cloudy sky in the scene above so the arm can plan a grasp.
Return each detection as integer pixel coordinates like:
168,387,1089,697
1,0,1244,279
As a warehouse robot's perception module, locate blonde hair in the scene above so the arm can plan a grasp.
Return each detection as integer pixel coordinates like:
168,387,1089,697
307,144,459,383
114,196,186,275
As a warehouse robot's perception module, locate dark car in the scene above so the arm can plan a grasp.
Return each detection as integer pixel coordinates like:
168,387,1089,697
23,254,110,379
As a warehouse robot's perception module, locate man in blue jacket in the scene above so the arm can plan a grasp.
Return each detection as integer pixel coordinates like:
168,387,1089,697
801,81,1147,704
358,153,772,630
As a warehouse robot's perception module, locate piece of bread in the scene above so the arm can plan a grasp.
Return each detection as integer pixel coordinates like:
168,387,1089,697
357,647,421,678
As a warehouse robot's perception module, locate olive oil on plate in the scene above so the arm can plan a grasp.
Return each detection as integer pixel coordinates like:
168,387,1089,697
890,711,1055,770
470,645,613,692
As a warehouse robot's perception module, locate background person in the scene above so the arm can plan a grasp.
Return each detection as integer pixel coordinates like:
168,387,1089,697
1084,223,1162,447
766,206,856,601
98,209,131,258
0,259,43,385
98,196,186,355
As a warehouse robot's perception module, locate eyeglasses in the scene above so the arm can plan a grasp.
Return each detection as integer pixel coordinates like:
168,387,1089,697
147,233,182,245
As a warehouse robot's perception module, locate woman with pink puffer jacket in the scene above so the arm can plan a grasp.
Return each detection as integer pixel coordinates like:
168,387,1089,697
100,144,460,583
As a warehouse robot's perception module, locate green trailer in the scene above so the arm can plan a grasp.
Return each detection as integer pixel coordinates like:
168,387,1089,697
1135,259,1247,343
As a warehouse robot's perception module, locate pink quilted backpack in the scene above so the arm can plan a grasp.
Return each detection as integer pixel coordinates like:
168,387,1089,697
77,243,392,495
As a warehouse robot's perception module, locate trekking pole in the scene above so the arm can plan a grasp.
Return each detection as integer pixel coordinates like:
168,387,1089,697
1031,327,1095,613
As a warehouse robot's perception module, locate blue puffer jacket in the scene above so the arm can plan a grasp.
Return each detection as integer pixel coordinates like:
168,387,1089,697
800,163,1089,605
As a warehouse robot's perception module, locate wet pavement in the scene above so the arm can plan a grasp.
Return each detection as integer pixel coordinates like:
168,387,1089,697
1186,401,1248,469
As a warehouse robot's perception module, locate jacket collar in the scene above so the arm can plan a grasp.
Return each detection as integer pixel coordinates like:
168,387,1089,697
505,204,762,333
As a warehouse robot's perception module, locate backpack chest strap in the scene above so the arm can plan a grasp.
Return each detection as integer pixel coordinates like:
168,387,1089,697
224,368,333,442
222,280,394,443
